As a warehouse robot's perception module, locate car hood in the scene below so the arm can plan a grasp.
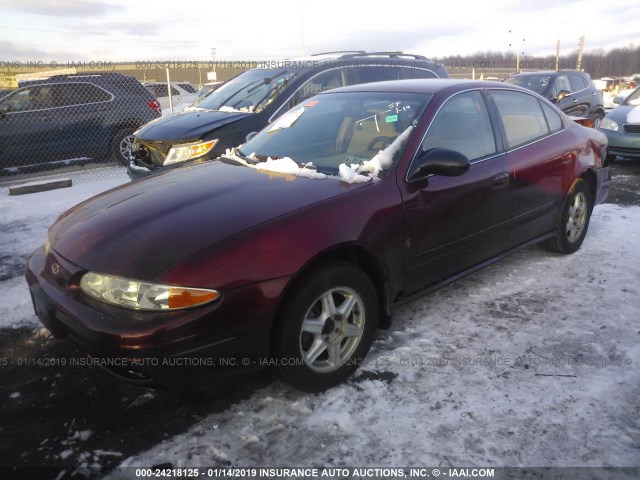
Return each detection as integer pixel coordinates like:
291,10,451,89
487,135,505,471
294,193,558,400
49,161,368,280
605,104,640,124
135,109,251,143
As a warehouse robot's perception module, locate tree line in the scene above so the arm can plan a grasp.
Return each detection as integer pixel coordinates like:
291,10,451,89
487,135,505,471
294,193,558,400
434,45,640,78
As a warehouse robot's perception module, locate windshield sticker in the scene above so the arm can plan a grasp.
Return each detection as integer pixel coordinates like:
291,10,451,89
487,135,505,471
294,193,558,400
304,100,319,108
385,114,399,123
268,106,304,132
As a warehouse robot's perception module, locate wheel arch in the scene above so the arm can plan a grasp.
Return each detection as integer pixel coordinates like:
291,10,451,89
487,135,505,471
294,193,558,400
270,243,394,345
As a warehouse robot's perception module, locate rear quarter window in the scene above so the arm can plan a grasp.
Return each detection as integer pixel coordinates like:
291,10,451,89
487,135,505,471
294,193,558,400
402,68,440,79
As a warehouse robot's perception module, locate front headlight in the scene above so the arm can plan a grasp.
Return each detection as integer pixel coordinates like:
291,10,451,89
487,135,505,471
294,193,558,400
600,117,619,132
80,272,220,311
164,139,218,165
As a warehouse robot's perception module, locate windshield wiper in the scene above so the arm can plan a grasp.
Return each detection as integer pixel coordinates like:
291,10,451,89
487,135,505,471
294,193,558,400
254,74,295,112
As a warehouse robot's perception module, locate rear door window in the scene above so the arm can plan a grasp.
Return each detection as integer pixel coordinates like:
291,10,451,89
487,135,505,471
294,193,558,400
292,69,346,105
490,90,550,148
569,74,588,92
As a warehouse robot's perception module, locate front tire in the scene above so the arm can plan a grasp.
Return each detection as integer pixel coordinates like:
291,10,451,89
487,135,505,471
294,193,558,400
272,263,378,392
545,178,592,254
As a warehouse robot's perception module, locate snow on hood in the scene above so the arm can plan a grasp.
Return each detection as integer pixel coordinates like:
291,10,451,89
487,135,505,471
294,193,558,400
626,104,640,124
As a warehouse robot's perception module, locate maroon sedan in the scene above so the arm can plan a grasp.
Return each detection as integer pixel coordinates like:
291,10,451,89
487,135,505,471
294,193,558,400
26,80,610,391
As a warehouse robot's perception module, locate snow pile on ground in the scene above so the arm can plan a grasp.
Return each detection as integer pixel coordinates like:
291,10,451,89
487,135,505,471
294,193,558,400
339,126,414,184
0,168,128,329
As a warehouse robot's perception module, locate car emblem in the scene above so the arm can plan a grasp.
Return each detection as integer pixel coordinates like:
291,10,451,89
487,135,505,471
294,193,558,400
51,263,60,275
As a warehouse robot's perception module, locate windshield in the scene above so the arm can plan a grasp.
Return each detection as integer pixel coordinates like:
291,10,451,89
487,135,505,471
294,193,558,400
236,91,431,177
504,74,551,95
191,69,297,113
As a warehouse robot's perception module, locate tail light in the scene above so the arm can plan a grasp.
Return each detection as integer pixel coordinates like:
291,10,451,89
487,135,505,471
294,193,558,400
148,99,161,114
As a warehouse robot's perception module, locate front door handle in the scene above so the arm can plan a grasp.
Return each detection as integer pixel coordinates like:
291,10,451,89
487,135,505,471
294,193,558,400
492,172,511,188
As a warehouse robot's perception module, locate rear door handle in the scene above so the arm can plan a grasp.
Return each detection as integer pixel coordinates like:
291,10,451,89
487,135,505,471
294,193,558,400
492,172,511,188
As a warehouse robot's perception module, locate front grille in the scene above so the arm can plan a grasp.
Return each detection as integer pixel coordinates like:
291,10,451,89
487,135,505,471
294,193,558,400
623,124,640,135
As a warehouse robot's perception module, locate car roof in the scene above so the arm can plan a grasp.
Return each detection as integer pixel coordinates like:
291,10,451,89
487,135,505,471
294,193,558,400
321,79,518,95
251,51,445,71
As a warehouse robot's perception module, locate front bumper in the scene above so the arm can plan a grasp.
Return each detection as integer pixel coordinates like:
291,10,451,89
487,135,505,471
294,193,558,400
599,127,640,158
25,246,287,386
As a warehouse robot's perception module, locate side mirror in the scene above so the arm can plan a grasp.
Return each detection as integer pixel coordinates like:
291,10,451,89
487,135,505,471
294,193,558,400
407,148,470,181
245,131,258,142
555,90,571,103
613,96,622,105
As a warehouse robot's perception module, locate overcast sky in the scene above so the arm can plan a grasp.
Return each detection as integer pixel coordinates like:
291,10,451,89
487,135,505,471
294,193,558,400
1,0,638,62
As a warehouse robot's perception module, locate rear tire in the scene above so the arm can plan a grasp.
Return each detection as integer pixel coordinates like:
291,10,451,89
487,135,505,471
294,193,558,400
544,178,592,254
110,128,135,165
272,262,378,392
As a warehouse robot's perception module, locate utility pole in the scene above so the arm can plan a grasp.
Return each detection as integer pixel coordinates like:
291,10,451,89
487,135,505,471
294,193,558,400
576,36,585,70
509,30,525,73
555,40,560,71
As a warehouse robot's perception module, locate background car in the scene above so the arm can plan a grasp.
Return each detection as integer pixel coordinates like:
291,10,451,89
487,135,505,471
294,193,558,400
198,81,224,97
26,79,609,392
128,51,449,179
0,73,161,174
144,81,199,112
504,70,605,126
598,85,640,162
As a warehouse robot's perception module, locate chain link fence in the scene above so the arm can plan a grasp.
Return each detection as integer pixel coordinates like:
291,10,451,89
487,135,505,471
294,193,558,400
0,60,547,186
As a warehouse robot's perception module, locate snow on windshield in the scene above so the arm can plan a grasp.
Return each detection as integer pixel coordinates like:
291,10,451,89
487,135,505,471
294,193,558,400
218,105,253,113
223,149,327,180
338,126,414,184
225,125,413,184
255,158,327,179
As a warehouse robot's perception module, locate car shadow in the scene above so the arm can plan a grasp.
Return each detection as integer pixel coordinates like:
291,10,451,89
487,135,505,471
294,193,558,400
0,326,273,478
